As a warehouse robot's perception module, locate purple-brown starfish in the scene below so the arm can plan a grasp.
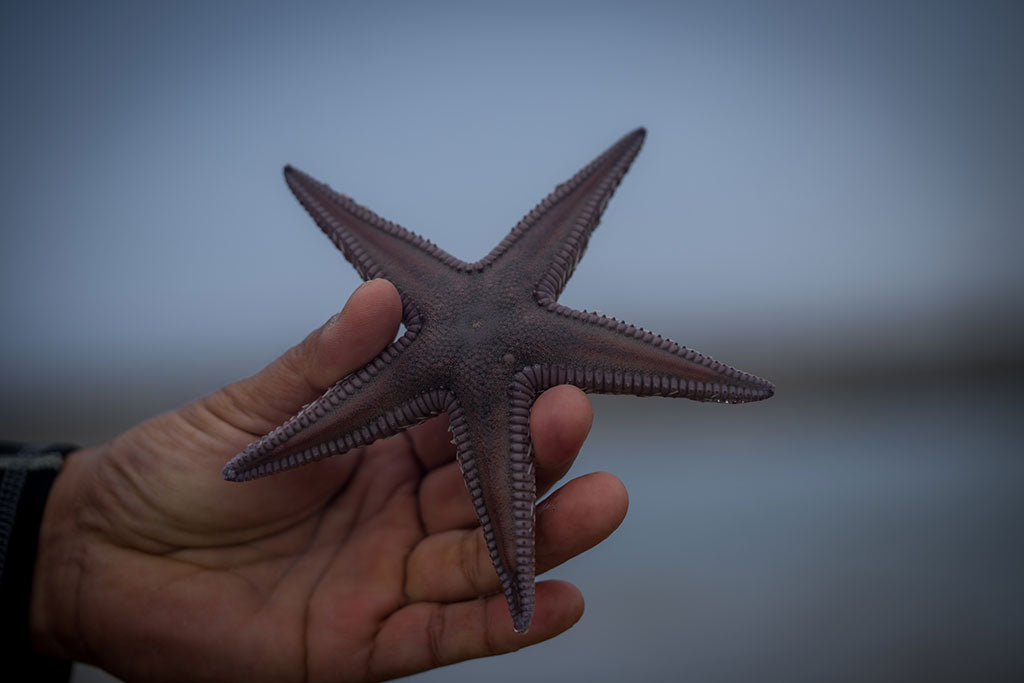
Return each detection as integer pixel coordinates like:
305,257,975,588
223,128,774,633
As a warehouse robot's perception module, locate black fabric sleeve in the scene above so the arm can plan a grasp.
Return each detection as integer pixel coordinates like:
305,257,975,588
0,442,77,682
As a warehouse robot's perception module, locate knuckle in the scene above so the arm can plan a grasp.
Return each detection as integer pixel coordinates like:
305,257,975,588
458,531,491,595
425,604,447,669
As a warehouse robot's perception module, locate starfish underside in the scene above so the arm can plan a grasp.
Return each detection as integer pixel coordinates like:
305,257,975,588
223,128,775,633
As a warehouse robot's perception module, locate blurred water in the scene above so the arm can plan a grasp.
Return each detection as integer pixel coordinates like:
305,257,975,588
67,376,1023,682
0,1,1018,680
3,0,1024,387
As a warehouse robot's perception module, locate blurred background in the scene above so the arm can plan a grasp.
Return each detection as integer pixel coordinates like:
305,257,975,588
2,1,1022,681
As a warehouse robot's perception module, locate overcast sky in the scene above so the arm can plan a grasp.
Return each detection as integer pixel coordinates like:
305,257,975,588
2,0,1022,388
3,5,1022,680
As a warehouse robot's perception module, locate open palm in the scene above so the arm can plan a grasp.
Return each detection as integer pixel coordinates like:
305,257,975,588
31,280,629,682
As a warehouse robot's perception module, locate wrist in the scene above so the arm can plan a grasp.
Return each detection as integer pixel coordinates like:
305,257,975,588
29,445,95,662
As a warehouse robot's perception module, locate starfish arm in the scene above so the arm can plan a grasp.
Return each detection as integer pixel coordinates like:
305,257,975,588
527,307,775,402
283,165,473,296
447,388,537,634
222,343,449,481
223,128,775,637
479,128,646,294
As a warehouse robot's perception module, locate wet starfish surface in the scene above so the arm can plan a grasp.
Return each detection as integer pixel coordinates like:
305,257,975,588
223,128,775,633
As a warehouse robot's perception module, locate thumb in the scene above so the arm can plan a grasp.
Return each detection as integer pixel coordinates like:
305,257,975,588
203,279,403,438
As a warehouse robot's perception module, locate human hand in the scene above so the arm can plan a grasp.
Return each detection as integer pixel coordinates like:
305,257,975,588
30,279,629,682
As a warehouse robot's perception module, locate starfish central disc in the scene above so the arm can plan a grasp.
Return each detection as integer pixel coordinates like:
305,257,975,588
223,128,775,633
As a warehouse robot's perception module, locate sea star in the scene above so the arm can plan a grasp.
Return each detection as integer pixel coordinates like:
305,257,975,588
223,128,774,633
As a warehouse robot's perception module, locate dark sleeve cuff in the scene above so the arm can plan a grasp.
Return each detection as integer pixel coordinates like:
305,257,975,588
0,441,78,682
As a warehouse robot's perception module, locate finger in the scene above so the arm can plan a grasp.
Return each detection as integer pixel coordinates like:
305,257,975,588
406,471,628,604
417,385,593,534
530,385,594,498
369,580,583,679
199,279,403,437
405,414,455,471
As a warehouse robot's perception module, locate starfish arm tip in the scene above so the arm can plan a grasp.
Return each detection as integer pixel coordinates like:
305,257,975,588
244,128,771,636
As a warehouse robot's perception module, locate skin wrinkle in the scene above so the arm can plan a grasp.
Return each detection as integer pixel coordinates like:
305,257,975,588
363,614,383,682
68,545,91,665
169,485,340,569
355,544,415,680
321,455,417,625
349,448,413,530
406,417,453,472
400,389,599,607
177,401,258,457
89,395,601,674
24,127,771,678
299,497,338,683
73,544,102,667
416,463,463,534
224,128,772,631
366,426,496,679
79,550,191,673
29,333,617,679
258,470,367,683
25,288,623,682
38,467,95,666
85,449,178,554
72,468,124,544
199,389,273,441
458,529,490,598
168,521,306,566
208,286,396,440
410,425,484,535
364,427,474,679
216,447,369,548
278,454,369,538
480,594,498,659
425,603,446,671
398,427,427,608
277,343,328,398
169,568,295,681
